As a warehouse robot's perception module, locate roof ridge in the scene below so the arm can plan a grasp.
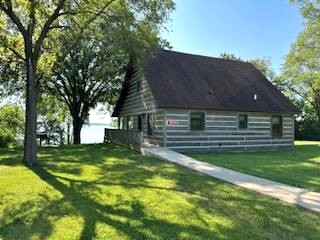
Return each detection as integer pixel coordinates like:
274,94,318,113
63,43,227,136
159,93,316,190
161,48,252,65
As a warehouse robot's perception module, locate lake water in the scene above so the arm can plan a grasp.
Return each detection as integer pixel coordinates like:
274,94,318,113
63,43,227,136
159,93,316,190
81,124,109,144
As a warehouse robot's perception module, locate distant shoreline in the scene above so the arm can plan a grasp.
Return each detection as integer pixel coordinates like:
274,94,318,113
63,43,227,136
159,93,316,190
86,123,109,126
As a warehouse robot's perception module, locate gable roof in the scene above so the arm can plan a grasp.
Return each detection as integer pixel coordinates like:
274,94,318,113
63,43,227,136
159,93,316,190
113,49,299,116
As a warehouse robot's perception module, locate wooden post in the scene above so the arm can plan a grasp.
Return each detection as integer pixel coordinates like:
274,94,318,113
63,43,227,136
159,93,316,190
140,131,144,147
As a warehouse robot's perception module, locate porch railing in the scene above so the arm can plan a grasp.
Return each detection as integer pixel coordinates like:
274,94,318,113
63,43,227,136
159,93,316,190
104,128,143,150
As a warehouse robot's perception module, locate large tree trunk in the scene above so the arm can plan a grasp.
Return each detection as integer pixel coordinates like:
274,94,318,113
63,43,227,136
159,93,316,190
23,56,38,166
72,116,83,144
67,119,71,144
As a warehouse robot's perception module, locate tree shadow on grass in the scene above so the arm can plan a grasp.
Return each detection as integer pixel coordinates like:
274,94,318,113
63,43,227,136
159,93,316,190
0,148,23,166
1,143,216,239
0,198,54,240
2,143,320,239
26,165,219,240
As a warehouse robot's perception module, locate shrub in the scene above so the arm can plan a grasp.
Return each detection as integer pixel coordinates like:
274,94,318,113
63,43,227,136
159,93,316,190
295,119,320,141
0,128,16,148
0,104,24,148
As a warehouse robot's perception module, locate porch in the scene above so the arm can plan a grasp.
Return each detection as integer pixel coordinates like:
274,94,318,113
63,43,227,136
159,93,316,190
104,128,156,150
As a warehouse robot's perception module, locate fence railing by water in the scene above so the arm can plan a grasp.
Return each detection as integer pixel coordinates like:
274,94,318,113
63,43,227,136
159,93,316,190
104,128,143,150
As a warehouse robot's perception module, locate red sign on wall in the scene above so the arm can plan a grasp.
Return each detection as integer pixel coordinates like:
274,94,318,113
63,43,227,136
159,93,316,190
167,120,176,126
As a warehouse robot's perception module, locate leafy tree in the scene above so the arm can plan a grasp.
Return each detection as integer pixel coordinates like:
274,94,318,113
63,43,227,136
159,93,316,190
47,35,120,144
219,53,275,81
276,0,320,126
0,104,24,147
37,94,70,145
0,0,67,165
249,58,275,81
0,0,173,164
47,1,174,144
0,0,122,166
219,52,242,61
290,0,320,23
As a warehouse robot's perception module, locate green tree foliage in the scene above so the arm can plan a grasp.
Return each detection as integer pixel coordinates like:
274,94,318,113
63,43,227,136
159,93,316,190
0,0,76,165
0,0,174,164
37,94,70,145
46,1,174,144
249,58,275,81
219,52,242,61
0,104,24,147
219,52,275,81
276,0,320,134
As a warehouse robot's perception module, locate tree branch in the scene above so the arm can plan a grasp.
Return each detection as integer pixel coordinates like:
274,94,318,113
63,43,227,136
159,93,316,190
83,0,116,27
6,46,25,61
34,0,66,59
28,0,36,37
0,0,27,39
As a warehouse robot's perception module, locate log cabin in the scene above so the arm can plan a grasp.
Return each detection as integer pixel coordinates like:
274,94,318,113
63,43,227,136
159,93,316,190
111,49,299,152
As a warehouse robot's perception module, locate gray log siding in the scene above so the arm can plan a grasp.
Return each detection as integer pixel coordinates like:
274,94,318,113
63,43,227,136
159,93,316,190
116,69,164,146
114,69,294,151
163,109,294,152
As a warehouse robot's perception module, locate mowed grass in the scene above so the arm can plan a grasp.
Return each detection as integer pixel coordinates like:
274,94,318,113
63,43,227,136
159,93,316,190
190,141,320,192
0,144,320,240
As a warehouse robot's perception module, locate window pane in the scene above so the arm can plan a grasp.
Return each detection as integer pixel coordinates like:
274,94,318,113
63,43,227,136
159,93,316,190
190,112,204,131
239,114,247,129
272,117,280,124
136,80,141,93
272,115,282,138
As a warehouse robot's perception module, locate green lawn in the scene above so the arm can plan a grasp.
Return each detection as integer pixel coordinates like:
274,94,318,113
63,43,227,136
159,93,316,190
1,144,320,240
189,141,320,192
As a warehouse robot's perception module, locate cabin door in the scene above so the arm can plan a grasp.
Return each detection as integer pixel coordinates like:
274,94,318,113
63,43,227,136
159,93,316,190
138,115,142,131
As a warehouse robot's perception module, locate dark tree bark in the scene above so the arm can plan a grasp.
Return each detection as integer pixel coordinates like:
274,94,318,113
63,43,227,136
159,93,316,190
23,54,39,166
72,116,83,144
67,120,71,144
22,33,40,165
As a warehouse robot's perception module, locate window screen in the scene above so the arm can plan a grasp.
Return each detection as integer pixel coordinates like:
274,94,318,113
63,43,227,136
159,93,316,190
190,112,205,131
239,114,248,129
272,115,282,138
136,80,141,93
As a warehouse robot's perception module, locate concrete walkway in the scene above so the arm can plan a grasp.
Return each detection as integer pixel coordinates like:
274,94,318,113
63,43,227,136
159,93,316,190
142,146,320,214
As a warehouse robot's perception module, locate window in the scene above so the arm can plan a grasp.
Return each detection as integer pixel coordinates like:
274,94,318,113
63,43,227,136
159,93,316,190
136,80,141,93
238,114,248,129
190,112,205,131
272,115,282,138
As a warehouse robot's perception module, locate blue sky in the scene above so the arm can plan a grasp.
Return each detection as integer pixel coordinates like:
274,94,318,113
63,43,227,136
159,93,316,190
162,0,304,73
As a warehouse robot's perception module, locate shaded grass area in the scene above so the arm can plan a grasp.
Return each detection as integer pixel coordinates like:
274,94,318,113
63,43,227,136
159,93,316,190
190,141,320,192
0,143,320,240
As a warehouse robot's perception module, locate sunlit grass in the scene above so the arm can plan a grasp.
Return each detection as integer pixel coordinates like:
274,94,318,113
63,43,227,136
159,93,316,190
190,141,320,192
0,143,320,239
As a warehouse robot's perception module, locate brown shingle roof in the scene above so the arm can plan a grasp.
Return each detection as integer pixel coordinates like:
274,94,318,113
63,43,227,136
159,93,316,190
112,49,299,116
145,49,299,113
